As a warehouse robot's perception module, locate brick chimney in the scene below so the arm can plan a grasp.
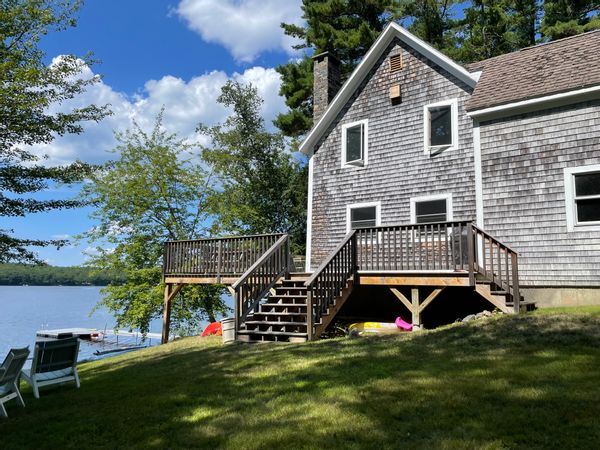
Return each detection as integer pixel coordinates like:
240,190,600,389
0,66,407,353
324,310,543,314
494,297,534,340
312,51,341,122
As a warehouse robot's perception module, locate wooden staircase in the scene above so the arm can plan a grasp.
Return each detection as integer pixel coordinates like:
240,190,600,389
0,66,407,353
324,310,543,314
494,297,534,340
475,279,534,313
238,275,310,342
237,273,355,342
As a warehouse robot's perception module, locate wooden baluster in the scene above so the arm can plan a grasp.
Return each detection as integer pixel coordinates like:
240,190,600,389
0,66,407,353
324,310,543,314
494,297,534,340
437,224,442,271
489,239,494,283
497,243,502,289
511,252,520,314
467,224,475,286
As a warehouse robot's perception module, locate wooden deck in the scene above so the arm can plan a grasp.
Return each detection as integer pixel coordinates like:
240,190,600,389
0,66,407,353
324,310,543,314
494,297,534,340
161,221,522,343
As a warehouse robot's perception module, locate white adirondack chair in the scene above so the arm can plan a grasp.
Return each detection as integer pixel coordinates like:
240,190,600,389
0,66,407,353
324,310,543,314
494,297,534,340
21,338,80,399
0,347,30,418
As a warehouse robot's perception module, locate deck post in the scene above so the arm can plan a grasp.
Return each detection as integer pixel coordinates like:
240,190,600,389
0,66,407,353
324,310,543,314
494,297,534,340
467,224,475,286
511,252,521,314
411,288,421,330
233,288,239,341
351,232,358,284
162,284,172,344
306,290,314,341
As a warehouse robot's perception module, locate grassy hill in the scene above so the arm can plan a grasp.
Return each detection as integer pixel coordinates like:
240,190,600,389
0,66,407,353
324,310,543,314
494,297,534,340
2,311,600,449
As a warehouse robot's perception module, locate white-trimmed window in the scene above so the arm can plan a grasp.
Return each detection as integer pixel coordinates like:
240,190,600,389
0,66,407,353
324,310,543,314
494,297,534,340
346,201,381,232
423,99,458,153
564,165,600,232
342,119,368,167
410,194,453,224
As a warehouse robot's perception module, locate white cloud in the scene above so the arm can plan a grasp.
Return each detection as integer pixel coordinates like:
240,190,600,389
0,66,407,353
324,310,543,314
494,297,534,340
175,0,303,62
26,59,286,166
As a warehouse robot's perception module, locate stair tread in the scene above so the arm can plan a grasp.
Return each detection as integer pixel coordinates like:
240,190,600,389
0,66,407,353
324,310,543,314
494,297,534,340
245,320,307,326
261,303,307,308
271,294,307,299
249,311,307,317
237,330,308,337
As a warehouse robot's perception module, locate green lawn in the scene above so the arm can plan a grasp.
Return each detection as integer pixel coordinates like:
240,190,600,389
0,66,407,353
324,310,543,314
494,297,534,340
2,312,600,449
532,305,600,317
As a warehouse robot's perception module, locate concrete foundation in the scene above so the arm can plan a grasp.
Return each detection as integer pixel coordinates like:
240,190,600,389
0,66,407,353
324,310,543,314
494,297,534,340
522,288,600,308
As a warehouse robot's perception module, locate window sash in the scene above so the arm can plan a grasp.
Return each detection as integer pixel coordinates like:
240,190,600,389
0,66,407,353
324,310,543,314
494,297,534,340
429,106,453,147
350,206,377,229
345,123,364,164
573,172,600,225
415,199,448,224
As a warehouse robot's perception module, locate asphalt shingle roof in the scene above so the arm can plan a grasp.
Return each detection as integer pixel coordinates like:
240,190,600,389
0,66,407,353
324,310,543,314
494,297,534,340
465,30,600,111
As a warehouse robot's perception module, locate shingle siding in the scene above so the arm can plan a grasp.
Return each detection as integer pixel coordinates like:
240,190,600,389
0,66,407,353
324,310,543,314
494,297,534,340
310,38,476,268
480,99,600,287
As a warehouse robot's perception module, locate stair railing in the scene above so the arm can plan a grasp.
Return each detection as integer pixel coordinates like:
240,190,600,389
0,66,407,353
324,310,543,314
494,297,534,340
231,234,290,337
472,225,520,313
304,231,357,340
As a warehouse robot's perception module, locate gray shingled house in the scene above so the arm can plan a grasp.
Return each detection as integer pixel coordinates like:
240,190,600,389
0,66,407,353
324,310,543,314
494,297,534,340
300,22,600,311
161,23,600,343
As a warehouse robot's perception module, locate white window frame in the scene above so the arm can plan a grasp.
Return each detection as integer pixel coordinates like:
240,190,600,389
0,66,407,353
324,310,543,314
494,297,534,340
423,98,459,154
564,164,600,232
346,201,381,233
410,193,453,224
341,119,369,168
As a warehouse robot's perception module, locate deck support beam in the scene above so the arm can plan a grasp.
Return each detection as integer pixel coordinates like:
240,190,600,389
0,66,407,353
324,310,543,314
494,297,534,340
162,283,183,344
390,287,445,331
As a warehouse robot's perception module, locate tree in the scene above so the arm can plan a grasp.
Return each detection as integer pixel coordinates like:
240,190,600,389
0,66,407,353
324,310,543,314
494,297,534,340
541,0,600,40
454,0,538,63
0,0,110,263
276,0,394,138
199,81,307,253
81,112,227,334
395,0,462,54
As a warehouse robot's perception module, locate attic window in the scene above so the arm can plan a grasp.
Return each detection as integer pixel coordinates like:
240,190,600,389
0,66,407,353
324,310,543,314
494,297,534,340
389,54,403,73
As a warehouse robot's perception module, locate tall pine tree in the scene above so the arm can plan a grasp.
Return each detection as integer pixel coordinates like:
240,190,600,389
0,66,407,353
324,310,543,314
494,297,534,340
275,0,393,138
455,0,538,63
541,0,600,40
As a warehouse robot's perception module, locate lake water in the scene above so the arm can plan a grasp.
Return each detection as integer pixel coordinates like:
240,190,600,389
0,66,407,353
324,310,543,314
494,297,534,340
0,286,164,361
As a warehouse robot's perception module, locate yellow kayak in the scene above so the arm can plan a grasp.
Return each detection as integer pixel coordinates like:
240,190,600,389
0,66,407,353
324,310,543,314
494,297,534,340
348,322,401,334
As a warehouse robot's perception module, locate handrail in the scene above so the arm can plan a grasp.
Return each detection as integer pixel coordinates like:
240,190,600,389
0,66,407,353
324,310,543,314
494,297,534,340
471,224,520,313
305,231,357,340
165,232,285,244
232,234,289,290
304,231,356,288
233,234,290,335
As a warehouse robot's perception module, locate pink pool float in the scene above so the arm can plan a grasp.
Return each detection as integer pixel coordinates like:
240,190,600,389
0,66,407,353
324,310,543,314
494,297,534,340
395,317,413,331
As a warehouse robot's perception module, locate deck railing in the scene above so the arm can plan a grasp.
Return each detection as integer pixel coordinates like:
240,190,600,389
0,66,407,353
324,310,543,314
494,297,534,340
163,233,285,281
354,221,475,283
231,234,291,334
304,231,357,340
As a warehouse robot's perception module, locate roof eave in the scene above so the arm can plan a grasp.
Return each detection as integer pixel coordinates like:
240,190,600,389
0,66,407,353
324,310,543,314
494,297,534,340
467,84,600,121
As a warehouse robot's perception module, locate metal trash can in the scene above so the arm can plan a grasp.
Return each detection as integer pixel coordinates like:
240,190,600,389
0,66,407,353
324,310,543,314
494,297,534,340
221,318,235,344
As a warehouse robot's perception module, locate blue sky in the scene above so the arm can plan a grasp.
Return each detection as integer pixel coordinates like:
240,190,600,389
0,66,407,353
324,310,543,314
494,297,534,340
10,0,304,266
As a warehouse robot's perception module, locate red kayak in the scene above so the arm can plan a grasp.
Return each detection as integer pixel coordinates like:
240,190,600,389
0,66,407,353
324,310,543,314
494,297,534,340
201,322,222,337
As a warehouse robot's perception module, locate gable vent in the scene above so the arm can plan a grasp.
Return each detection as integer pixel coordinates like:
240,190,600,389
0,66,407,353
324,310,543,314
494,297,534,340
389,54,403,73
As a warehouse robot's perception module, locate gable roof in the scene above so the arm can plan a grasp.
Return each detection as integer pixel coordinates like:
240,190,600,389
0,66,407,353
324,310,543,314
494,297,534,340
466,30,600,112
299,22,479,155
